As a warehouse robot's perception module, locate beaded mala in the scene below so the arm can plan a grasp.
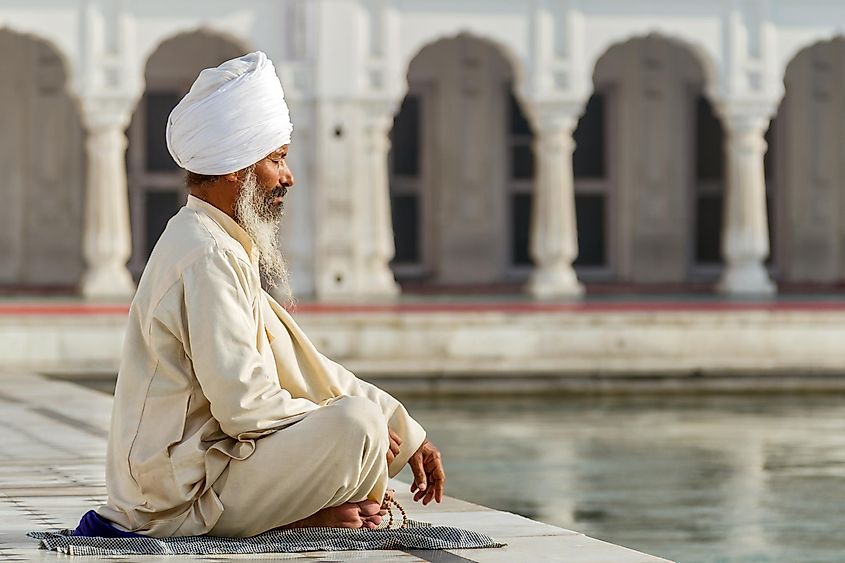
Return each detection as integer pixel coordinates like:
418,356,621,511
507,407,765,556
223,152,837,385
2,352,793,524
379,488,408,529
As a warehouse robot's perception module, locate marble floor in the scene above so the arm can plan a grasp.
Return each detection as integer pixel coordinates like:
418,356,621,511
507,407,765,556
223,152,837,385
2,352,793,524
0,372,669,562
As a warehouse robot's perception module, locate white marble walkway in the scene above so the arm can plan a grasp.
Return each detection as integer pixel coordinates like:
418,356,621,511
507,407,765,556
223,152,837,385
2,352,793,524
0,372,671,562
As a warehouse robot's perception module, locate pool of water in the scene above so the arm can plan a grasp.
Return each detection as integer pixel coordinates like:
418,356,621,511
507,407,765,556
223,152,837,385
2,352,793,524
68,375,845,562
395,394,845,563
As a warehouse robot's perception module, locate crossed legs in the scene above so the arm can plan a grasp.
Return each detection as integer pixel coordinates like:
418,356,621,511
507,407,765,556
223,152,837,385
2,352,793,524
209,395,389,537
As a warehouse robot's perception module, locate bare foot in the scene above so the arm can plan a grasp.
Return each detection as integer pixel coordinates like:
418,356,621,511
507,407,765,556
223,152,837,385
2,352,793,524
357,500,384,529
283,501,384,529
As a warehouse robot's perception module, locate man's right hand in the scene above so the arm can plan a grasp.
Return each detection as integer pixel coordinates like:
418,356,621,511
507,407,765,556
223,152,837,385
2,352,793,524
408,438,445,505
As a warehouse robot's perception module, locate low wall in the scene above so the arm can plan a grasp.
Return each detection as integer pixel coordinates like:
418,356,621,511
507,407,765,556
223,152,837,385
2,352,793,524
3,301,845,393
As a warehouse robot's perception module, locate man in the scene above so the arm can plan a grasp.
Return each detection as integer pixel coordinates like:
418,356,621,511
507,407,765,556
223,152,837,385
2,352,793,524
95,51,444,538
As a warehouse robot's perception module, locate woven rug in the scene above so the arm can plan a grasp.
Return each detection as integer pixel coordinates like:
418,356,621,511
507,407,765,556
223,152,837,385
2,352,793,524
28,521,505,556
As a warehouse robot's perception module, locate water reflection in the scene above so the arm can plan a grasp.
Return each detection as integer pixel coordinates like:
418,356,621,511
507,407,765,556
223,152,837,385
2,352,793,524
396,394,845,563
66,376,845,562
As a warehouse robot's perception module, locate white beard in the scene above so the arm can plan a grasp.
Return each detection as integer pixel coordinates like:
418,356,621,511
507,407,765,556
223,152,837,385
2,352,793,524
234,168,293,303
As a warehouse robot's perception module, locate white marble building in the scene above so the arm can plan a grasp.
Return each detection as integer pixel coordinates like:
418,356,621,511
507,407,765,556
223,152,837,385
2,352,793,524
2,0,845,300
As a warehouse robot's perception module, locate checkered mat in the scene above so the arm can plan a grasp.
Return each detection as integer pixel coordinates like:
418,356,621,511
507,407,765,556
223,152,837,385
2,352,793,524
28,522,506,555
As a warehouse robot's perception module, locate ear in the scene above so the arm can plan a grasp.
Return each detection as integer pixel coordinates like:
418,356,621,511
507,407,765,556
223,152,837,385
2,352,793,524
222,171,240,184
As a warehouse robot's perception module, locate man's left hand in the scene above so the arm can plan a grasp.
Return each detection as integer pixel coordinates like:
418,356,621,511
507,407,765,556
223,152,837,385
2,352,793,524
386,428,402,466
408,439,445,505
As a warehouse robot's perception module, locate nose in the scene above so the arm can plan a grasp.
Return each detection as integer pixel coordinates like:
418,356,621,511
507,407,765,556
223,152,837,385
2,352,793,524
282,166,295,189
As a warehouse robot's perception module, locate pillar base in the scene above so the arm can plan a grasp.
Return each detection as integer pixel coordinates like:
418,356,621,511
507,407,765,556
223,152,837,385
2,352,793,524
717,262,776,295
528,265,584,299
80,264,135,299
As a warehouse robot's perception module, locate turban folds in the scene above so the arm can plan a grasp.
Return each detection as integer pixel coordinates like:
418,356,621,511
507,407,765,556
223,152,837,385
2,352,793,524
166,51,293,176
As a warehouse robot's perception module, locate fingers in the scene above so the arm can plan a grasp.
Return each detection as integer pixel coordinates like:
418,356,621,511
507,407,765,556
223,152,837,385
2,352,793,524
417,477,442,505
424,485,436,505
413,488,426,502
386,428,401,466
420,450,445,505
408,452,427,493
435,474,444,503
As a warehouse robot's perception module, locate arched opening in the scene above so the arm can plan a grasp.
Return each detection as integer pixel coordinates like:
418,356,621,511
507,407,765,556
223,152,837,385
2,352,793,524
388,34,529,291
127,31,247,276
775,38,845,285
579,35,725,286
0,29,84,291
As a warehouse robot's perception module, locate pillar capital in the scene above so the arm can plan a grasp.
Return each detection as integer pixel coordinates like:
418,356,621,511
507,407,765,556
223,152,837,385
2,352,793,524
521,98,583,136
78,94,135,132
713,99,777,134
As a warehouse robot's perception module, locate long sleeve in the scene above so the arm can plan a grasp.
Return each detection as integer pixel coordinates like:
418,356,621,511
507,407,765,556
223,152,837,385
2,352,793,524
322,358,427,477
177,251,319,440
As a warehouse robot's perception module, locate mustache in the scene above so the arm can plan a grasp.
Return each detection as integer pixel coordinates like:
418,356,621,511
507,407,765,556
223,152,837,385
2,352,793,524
269,186,288,200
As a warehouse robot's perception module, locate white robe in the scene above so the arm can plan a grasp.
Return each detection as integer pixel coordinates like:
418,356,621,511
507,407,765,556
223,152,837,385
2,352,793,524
97,196,426,537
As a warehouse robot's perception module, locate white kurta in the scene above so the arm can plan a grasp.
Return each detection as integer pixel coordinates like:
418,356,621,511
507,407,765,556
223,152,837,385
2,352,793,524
97,196,426,537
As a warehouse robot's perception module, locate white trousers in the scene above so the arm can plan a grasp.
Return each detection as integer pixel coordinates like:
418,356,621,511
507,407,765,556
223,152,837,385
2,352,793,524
208,395,390,537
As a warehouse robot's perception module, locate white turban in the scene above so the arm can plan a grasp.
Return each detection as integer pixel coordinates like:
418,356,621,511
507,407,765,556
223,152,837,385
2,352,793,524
166,51,293,175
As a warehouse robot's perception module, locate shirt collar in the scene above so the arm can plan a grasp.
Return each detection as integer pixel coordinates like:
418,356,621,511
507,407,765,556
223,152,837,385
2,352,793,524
186,195,259,267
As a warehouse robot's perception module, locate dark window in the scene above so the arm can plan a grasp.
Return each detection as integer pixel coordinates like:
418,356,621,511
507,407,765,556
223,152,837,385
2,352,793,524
390,194,419,264
695,96,724,180
573,94,606,179
145,190,182,258
509,92,532,136
695,193,723,264
511,193,533,266
573,194,606,267
511,145,534,179
390,96,420,176
145,92,182,172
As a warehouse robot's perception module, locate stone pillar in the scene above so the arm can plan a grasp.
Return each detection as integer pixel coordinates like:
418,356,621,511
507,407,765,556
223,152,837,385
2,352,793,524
79,99,135,299
357,104,400,297
717,108,776,295
527,112,584,298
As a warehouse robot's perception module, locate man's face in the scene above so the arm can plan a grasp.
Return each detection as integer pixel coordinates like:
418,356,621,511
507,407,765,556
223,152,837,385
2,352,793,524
233,144,294,293
246,144,295,222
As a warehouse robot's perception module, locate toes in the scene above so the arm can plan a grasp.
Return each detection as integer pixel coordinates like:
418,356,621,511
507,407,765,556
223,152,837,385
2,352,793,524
357,500,381,517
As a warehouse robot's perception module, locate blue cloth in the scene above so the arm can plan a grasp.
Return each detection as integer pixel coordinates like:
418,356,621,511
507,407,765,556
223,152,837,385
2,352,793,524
72,510,144,538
